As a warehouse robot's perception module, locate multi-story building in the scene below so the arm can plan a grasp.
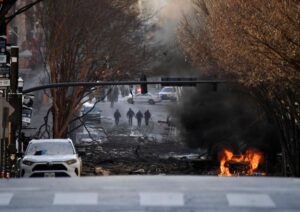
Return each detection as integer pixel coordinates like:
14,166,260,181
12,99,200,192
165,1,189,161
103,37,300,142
9,0,43,70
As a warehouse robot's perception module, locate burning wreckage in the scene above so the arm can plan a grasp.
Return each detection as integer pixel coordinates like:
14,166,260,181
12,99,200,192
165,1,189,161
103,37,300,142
78,131,271,177
77,111,277,177
218,148,266,176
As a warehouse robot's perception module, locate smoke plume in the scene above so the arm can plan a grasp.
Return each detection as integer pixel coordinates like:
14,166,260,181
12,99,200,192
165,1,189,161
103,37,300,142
141,0,192,45
173,84,280,159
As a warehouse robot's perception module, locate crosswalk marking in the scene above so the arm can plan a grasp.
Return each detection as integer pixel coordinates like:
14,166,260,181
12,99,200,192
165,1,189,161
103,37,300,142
0,191,279,208
226,193,276,207
53,192,98,205
139,192,184,206
0,193,13,206
1,187,41,191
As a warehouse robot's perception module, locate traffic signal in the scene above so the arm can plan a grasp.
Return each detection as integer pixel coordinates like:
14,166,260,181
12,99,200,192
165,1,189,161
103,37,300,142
212,82,218,91
22,95,34,127
161,77,197,86
23,95,33,107
140,73,147,94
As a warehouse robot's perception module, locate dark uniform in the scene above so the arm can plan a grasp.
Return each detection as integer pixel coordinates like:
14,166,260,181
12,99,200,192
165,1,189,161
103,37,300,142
126,108,135,126
135,110,143,127
144,110,151,126
114,109,121,125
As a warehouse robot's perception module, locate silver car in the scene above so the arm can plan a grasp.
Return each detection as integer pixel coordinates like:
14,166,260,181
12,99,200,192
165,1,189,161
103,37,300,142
20,139,83,177
158,86,177,101
81,104,102,124
127,93,161,104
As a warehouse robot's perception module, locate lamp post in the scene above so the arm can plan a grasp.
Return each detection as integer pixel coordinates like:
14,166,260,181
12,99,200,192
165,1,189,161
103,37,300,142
17,77,23,153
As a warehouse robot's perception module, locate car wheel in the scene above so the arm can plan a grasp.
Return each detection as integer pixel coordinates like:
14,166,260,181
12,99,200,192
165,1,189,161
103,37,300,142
127,98,134,104
170,97,177,102
148,99,155,105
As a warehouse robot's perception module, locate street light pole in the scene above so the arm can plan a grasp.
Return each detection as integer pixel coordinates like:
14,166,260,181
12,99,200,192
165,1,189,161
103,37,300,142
5,46,20,178
8,46,19,153
17,77,23,152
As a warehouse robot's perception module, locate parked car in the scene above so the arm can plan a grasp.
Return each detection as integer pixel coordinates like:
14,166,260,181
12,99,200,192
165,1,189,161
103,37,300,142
20,139,83,177
75,130,108,145
158,86,177,101
81,103,102,123
127,93,161,104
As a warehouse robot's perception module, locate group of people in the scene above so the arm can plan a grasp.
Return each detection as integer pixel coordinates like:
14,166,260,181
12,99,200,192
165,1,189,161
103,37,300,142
114,108,151,127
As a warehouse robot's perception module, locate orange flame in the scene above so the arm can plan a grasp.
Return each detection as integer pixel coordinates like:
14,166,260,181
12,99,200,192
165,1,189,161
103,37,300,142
218,148,264,176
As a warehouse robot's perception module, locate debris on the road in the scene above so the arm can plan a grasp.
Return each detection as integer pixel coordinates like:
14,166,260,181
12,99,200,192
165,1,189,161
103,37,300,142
94,166,111,176
77,135,217,176
131,169,145,174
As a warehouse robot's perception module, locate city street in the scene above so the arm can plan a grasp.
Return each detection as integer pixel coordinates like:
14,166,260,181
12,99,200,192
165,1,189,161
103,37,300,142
0,176,300,211
99,96,173,129
0,1,298,211
78,95,178,143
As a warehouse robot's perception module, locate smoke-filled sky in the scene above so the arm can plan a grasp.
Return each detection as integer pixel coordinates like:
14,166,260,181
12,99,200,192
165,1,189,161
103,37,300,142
139,0,195,75
139,0,192,44
138,1,281,159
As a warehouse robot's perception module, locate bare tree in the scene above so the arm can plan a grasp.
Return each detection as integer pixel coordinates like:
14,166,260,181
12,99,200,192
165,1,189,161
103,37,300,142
178,0,300,176
0,0,43,24
37,0,146,138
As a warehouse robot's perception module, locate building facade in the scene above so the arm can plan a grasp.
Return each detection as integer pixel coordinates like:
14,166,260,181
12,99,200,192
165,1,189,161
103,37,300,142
9,0,43,70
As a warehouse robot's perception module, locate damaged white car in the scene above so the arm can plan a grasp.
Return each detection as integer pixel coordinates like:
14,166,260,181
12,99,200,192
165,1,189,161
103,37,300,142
20,139,83,177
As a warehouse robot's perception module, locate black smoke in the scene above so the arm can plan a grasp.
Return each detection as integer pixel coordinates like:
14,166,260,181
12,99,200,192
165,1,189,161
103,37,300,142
173,84,280,159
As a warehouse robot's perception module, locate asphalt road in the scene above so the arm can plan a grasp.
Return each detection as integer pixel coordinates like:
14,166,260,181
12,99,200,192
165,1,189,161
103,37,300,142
0,176,299,211
77,97,177,143
99,97,173,126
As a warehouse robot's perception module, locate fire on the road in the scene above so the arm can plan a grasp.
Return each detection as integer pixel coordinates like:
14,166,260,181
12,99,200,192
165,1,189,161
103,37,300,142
218,148,264,176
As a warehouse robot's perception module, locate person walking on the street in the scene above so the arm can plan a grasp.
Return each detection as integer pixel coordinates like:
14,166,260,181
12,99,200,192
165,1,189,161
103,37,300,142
136,110,143,128
108,86,119,108
114,109,121,126
127,108,135,126
144,109,151,126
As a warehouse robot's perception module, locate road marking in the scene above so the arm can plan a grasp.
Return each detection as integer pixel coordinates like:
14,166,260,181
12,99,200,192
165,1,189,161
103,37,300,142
1,187,41,191
0,193,13,206
53,192,98,205
226,193,276,208
139,192,184,206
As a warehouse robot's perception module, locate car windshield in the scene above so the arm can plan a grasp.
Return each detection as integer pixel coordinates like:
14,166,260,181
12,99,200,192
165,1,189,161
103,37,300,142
161,87,175,92
25,142,75,156
83,106,100,113
136,93,151,97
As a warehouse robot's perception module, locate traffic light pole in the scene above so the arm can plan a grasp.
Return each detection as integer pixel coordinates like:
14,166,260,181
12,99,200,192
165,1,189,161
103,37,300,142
0,0,7,178
22,80,228,94
9,46,21,153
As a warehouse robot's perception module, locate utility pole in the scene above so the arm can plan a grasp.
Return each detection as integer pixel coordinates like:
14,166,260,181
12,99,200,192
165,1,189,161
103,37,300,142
0,0,21,178
0,0,43,178
9,46,21,153
0,0,8,178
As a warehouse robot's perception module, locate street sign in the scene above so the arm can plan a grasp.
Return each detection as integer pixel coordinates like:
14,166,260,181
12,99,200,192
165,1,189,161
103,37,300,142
22,106,32,126
0,40,6,49
0,98,15,138
0,54,6,63
0,78,10,87
0,66,10,77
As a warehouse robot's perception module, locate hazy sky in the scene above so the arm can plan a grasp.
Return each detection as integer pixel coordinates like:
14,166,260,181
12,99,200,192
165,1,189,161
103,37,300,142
139,0,192,44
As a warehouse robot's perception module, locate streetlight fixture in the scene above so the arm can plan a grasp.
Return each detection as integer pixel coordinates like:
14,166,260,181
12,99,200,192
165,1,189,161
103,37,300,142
18,77,23,92
17,77,24,153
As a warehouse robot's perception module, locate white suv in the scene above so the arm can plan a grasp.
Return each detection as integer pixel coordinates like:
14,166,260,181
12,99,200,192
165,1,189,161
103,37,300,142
158,86,177,101
20,139,83,177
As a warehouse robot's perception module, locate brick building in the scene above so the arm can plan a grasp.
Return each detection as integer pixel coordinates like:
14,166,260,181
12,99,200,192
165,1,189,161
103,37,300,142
9,0,43,70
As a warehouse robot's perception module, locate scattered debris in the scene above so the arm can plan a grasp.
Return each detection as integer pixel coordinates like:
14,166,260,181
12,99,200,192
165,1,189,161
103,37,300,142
94,166,111,176
77,136,217,176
